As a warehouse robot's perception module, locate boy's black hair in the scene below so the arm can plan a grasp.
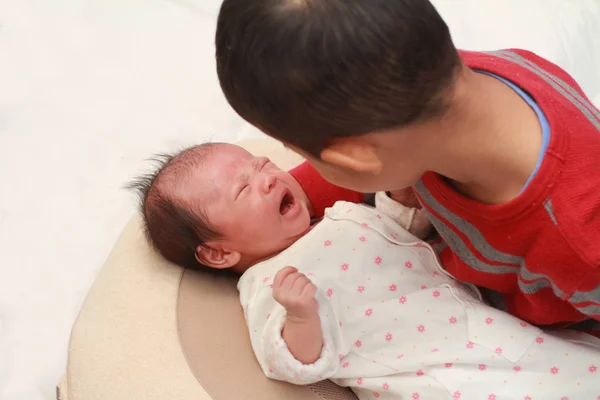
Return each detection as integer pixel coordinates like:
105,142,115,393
126,144,233,276
216,0,461,157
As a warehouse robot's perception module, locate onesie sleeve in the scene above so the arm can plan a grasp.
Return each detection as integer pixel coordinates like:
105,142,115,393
242,282,343,385
375,191,432,239
289,161,364,217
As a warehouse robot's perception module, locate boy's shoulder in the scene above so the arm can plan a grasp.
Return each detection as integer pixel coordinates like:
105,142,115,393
545,162,600,268
430,49,600,265
460,49,600,150
460,48,592,103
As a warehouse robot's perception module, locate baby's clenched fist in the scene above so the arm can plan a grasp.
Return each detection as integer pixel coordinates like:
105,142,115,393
272,266,319,322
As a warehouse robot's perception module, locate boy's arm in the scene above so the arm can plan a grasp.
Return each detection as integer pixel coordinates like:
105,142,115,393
568,265,600,325
289,161,364,217
289,161,425,217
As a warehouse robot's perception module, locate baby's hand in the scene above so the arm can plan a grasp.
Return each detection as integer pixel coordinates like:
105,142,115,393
273,266,318,322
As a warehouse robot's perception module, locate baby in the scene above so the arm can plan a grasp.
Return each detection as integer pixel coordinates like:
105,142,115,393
131,143,600,400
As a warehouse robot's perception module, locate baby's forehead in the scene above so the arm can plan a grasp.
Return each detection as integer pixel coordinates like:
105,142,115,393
188,144,253,178
170,143,248,176
165,143,252,199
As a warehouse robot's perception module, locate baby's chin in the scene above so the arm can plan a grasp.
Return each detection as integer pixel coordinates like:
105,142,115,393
281,209,312,244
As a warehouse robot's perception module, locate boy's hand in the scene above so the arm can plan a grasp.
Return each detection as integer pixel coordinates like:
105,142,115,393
273,266,318,322
388,188,422,209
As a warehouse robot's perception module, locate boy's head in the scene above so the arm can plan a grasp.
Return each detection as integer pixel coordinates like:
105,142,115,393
216,0,461,192
129,143,311,274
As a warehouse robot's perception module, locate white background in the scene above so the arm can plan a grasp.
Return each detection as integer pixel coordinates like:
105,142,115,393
0,1,599,399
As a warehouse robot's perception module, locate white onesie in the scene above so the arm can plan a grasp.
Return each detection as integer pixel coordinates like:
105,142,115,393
239,201,600,400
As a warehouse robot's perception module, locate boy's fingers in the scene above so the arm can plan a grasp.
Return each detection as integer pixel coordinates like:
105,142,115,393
389,188,421,209
273,266,297,289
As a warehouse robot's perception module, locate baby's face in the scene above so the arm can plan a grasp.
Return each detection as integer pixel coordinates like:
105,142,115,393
182,144,311,267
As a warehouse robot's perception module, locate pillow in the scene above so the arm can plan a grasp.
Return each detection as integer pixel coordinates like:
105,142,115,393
57,137,357,400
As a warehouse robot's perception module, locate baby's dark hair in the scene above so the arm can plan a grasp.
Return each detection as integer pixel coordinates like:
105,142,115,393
127,143,232,275
216,0,461,157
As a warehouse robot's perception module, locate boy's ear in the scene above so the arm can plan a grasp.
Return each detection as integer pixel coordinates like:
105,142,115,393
195,243,241,270
320,139,382,174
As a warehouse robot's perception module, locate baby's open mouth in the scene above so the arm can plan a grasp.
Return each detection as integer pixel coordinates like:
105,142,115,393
279,190,295,215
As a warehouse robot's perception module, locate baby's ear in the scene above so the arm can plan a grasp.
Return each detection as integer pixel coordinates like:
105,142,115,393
195,244,241,270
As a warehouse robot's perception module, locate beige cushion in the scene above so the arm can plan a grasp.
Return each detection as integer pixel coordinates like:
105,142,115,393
58,138,357,400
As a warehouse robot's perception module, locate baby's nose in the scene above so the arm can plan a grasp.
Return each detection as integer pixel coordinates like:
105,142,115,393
261,174,277,193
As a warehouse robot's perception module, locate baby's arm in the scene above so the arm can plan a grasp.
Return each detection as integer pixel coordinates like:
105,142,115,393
243,267,341,385
272,266,323,364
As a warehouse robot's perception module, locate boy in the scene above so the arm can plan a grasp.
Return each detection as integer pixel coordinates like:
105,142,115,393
215,0,600,334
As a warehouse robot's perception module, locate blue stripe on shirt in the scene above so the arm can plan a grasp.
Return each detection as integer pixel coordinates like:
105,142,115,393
476,70,551,191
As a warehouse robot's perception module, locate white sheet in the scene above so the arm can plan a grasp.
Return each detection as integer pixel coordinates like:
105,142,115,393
433,0,600,102
0,1,598,400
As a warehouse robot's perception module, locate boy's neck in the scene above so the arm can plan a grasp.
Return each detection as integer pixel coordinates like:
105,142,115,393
427,67,542,204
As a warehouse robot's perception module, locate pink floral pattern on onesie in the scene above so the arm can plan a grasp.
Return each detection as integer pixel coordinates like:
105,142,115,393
240,202,600,399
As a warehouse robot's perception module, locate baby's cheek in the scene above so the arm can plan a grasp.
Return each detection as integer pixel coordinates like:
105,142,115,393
280,172,302,191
